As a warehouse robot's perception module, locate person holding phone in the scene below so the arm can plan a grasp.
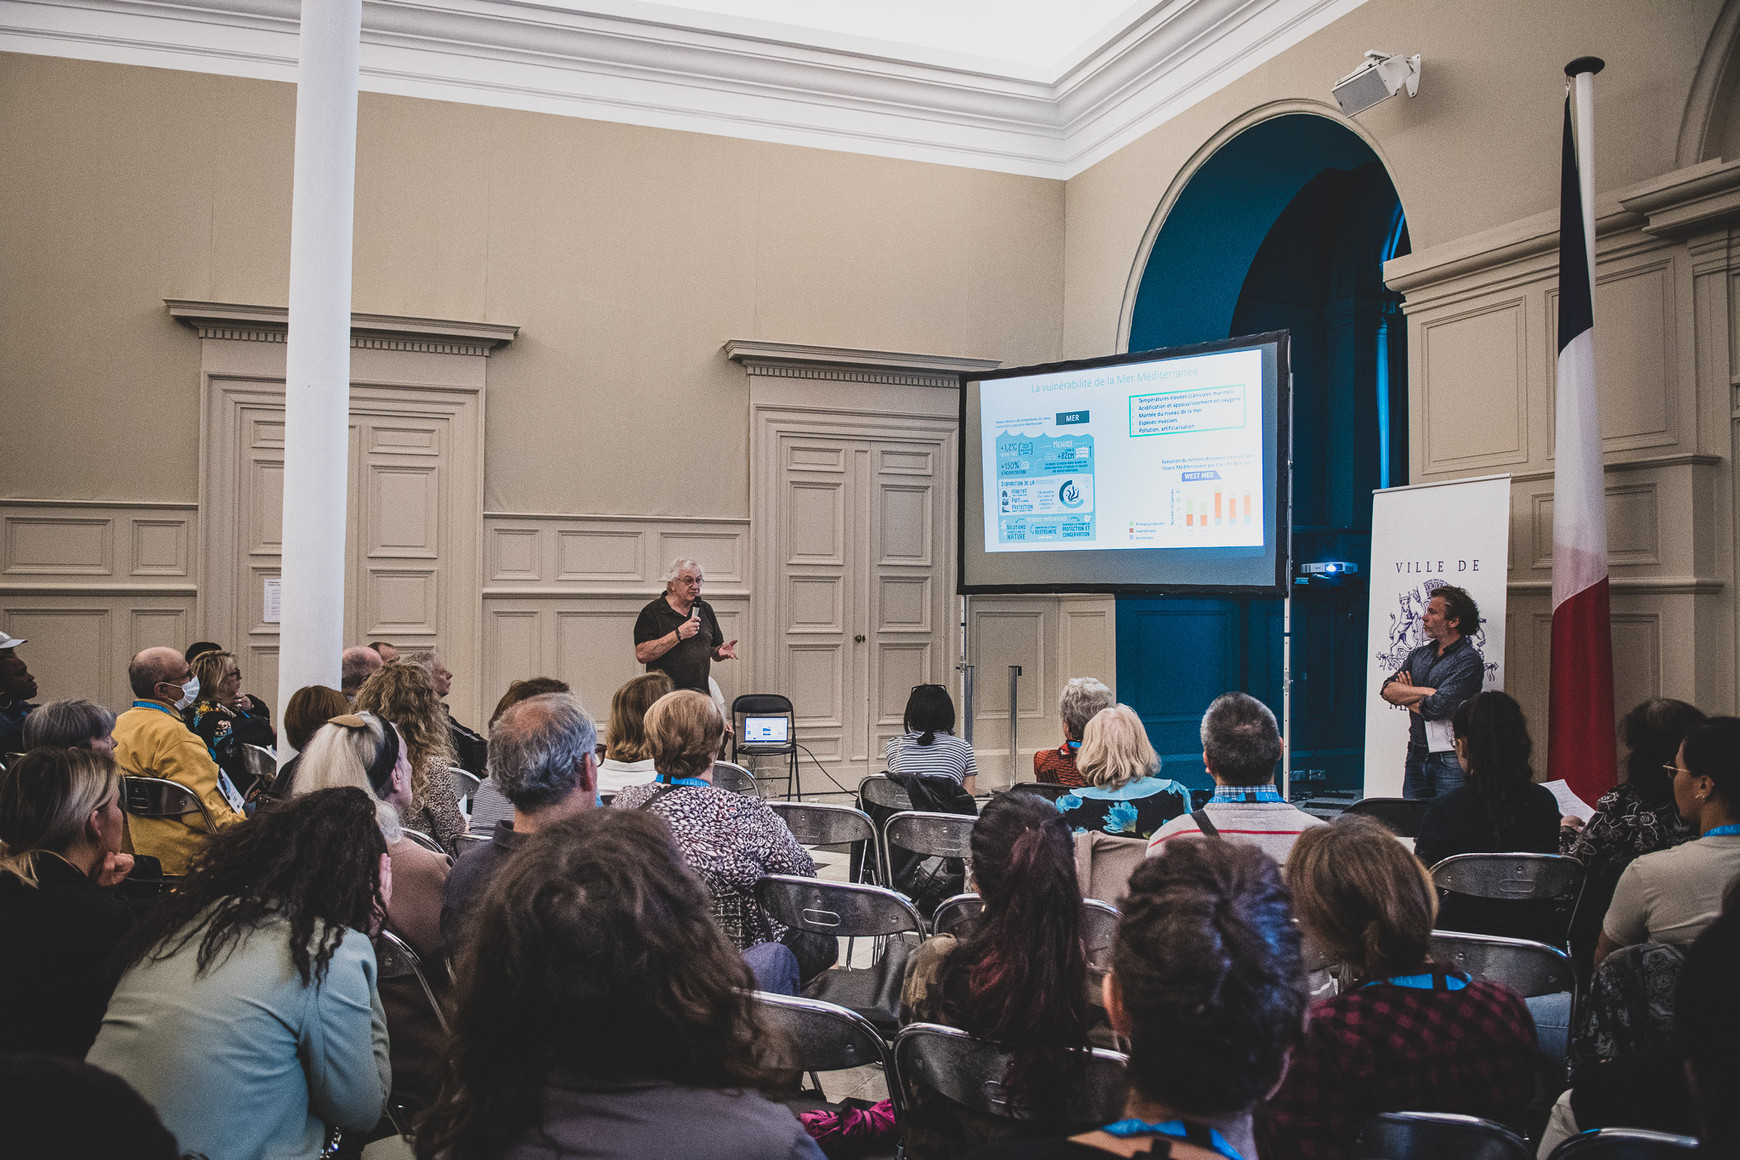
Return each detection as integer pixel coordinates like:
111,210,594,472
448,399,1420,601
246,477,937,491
633,558,737,694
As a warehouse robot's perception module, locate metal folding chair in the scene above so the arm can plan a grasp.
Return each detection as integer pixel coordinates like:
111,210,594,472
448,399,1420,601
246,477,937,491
121,775,217,834
1430,854,1586,947
755,874,923,1033
1007,782,1073,803
753,991,903,1119
241,743,278,796
769,801,879,881
731,693,797,800
1351,1111,1533,1160
400,827,445,854
1546,1129,1702,1159
931,893,983,938
711,760,758,795
858,773,913,813
1428,931,1574,997
374,929,449,1141
449,766,481,804
894,1023,1128,1124
881,809,976,889
1343,796,1433,838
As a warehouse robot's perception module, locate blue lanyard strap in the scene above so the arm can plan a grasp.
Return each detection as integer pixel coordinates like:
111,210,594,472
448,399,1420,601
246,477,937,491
656,775,711,788
1362,969,1468,991
1102,1119,1244,1160
1705,823,1740,838
131,700,180,719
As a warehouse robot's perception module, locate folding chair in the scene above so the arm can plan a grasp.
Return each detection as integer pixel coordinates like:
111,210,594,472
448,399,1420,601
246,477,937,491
1546,1129,1702,1159
1430,854,1586,947
731,693,797,800
894,1023,1128,1124
121,776,217,834
930,893,983,938
755,874,923,1033
400,828,445,855
711,760,758,795
769,801,879,883
373,930,449,1139
1007,782,1073,803
753,991,903,1120
1343,796,1433,838
449,766,481,805
1429,929,1576,1069
858,773,914,814
881,810,977,896
1351,1111,1533,1160
240,743,278,797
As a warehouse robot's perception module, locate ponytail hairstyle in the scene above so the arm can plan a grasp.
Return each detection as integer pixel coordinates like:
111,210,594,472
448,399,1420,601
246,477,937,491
0,747,120,887
1286,814,1436,983
1451,690,1536,846
936,792,1087,1113
903,684,956,747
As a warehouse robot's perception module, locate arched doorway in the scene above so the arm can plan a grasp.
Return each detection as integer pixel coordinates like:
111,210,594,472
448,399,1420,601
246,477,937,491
1116,112,1407,795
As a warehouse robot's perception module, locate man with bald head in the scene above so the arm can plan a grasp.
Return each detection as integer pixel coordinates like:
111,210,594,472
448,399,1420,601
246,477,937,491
340,646,383,701
112,646,245,875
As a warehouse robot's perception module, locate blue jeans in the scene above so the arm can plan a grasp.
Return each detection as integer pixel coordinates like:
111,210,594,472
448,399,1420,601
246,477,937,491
741,941,801,996
1402,747,1465,799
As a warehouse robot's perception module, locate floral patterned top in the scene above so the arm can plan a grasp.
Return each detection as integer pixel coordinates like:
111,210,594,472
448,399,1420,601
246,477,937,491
1055,777,1190,841
1559,783,1689,870
184,698,275,799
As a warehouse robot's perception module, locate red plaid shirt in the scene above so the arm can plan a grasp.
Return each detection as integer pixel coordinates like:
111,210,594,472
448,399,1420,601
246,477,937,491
1256,972,1538,1160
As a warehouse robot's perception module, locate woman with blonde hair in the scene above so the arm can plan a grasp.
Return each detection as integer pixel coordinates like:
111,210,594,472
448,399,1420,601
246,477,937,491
354,661,466,855
0,746,136,1056
1055,704,1189,841
184,648,275,798
597,671,674,795
1257,814,1537,1159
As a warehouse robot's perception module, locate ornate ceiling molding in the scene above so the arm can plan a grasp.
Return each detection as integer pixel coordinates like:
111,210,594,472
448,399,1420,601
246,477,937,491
165,299,521,356
3,0,1369,178
724,339,999,388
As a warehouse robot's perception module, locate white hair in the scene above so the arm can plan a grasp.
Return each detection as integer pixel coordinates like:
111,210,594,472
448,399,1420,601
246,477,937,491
662,558,704,586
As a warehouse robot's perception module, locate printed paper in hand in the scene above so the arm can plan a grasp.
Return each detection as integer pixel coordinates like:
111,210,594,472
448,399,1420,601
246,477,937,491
1541,779,1595,822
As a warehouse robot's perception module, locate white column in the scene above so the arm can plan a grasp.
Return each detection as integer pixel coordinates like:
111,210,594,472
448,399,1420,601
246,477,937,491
277,0,362,731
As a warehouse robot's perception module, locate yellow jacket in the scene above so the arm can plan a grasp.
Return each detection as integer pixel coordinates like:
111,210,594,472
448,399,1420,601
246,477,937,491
113,700,243,875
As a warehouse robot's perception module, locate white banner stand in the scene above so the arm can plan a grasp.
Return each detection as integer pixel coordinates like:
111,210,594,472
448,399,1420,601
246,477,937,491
1362,474,1511,798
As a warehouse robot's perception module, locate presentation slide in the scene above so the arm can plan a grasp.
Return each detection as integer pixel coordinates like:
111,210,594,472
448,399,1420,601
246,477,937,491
959,333,1289,595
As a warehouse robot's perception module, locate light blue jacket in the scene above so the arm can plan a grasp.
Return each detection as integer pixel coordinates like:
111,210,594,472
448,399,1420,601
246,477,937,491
88,915,390,1160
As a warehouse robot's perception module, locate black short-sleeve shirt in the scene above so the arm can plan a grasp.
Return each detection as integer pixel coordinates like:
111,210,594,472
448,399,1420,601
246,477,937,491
634,594,723,693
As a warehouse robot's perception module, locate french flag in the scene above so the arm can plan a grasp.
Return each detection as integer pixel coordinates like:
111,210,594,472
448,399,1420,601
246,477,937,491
1549,69,1617,805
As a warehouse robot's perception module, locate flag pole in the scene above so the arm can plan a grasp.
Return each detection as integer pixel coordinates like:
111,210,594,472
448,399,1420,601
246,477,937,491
1568,57,1603,291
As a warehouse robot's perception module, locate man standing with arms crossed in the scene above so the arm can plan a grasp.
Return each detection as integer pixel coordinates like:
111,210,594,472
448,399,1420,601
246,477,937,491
1382,584,1485,799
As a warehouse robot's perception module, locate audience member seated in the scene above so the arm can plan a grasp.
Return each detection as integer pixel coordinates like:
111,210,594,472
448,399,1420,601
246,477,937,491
466,675,573,836
0,747,136,1057
88,788,390,1159
1147,692,1324,864
1562,698,1705,969
294,713,452,1111
0,1054,179,1160
1057,704,1188,841
184,648,277,799
595,671,674,797
355,661,467,855
1679,888,1740,1154
443,692,596,948
900,792,1091,1160
0,631,39,754
416,808,823,1160
970,837,1307,1160
887,683,979,797
613,690,834,982
1258,815,1538,1159
1596,716,1740,968
370,640,400,664
21,698,115,752
1413,691,1560,868
408,648,487,775
271,683,350,798
188,640,273,727
1034,677,1115,789
112,646,244,876
340,645,383,701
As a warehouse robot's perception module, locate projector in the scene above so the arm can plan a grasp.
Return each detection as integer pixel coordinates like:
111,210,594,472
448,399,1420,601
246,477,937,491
1332,51,1420,116
1296,561,1361,588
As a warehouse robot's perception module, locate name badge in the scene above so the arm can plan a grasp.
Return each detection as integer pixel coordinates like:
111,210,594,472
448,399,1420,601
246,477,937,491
1424,718,1456,754
217,770,247,814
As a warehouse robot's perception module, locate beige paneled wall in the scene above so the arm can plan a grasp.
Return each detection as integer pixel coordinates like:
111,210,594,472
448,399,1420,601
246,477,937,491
0,502,199,711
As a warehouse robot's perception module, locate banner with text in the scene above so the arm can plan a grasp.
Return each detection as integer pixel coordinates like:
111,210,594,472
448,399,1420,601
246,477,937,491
1363,475,1511,797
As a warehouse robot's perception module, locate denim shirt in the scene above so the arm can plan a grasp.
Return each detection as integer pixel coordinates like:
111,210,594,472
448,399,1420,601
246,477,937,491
1387,635,1484,748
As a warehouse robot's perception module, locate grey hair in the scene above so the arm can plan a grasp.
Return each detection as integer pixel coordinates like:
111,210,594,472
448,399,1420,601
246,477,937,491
1200,692,1282,786
374,798,403,846
487,692,597,810
22,699,116,749
661,557,704,586
405,648,441,670
1059,677,1115,737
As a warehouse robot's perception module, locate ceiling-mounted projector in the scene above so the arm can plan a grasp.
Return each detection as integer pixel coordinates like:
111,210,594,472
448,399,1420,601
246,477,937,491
1332,51,1420,116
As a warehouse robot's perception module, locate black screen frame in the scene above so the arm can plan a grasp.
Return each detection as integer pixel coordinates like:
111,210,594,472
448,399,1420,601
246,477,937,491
956,331,1292,597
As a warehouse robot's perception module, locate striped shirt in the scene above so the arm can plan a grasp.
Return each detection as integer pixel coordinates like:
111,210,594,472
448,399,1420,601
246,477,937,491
1146,790,1325,866
884,731,978,786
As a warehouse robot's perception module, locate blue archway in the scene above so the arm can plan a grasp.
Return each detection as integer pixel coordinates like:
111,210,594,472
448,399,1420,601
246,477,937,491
1118,112,1408,795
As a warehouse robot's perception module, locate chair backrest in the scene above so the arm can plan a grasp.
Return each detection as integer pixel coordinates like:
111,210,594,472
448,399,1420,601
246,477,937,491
858,773,913,813
449,766,481,803
400,827,445,855
1343,796,1433,838
895,1023,1129,1124
1545,1128,1702,1159
1007,782,1072,802
752,992,903,1119
732,693,795,716
1073,830,1149,905
374,929,449,1034
120,776,216,831
883,810,976,863
931,893,984,938
711,761,757,794
241,743,278,788
1428,931,1574,998
754,874,923,939
1431,854,1585,904
768,801,876,848
457,832,491,849
1351,1112,1534,1160
930,893,1117,972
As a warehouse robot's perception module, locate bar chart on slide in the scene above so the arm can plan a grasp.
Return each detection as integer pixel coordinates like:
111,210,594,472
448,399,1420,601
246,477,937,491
1177,485,1253,530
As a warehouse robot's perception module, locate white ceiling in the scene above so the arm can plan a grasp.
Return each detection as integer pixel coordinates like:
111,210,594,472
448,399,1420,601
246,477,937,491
0,0,1371,177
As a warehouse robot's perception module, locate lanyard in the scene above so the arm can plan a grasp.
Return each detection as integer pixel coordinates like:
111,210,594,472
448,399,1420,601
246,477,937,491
131,700,180,719
1362,970,1468,992
656,775,711,788
1706,823,1740,838
1102,1119,1244,1160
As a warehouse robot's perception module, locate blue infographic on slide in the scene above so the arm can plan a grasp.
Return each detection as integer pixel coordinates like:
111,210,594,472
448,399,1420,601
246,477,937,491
996,432,1095,544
